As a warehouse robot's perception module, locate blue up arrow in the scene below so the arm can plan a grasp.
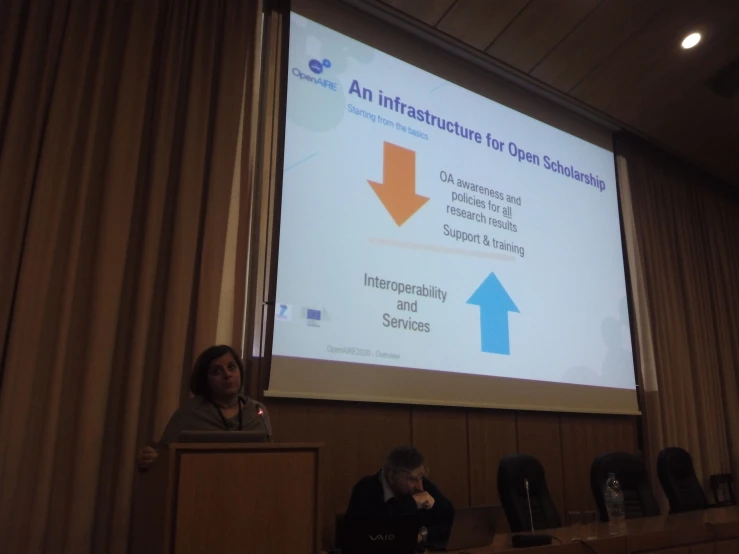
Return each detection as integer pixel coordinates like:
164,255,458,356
467,272,519,355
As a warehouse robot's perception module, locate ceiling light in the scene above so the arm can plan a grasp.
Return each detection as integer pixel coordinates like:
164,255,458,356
681,32,701,49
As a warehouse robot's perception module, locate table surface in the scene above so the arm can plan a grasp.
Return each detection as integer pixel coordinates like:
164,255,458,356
322,507,739,554
452,506,739,553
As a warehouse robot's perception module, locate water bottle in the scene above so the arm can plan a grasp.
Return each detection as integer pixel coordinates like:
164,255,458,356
604,473,627,536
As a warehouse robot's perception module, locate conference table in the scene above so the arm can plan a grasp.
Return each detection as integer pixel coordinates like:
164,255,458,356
449,506,739,554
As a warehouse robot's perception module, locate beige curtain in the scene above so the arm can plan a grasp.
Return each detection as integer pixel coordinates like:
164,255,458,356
0,1,260,553
616,133,739,500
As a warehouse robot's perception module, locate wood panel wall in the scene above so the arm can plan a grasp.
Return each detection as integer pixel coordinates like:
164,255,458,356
265,398,638,548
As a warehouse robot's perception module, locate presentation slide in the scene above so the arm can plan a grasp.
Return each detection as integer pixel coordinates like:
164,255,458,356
268,12,637,412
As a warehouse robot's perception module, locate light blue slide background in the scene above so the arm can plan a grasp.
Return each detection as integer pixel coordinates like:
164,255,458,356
272,13,636,390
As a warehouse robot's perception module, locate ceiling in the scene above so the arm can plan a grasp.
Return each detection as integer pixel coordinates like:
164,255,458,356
352,0,739,186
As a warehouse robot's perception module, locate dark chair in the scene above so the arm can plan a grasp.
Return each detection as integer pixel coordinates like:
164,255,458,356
591,452,660,521
657,447,708,513
497,453,561,532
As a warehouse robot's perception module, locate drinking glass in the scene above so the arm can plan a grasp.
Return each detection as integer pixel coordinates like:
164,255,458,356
567,510,582,541
582,510,598,540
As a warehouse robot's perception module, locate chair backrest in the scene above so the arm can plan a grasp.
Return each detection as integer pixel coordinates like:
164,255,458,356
657,447,708,513
591,452,660,521
497,453,561,532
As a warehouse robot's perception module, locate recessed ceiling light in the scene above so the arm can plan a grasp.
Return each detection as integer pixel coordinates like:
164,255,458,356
681,32,701,49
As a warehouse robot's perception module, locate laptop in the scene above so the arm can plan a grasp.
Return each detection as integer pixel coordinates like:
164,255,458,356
176,430,267,443
430,505,500,551
340,514,421,554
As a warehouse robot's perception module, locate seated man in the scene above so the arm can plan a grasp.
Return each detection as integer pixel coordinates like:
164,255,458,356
346,445,455,547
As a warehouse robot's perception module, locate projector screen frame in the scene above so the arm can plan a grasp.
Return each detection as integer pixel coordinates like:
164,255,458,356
612,144,645,415
248,0,642,416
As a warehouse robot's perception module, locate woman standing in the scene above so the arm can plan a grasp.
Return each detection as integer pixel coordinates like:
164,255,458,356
136,345,272,470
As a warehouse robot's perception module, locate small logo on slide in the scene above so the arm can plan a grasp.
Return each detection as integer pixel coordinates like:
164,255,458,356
309,58,331,74
306,309,321,326
301,306,331,327
275,303,292,321
290,58,338,92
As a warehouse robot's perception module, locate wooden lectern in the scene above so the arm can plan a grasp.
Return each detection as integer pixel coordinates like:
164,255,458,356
131,442,323,554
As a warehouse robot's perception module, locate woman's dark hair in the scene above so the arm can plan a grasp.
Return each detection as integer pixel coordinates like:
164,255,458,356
189,345,245,397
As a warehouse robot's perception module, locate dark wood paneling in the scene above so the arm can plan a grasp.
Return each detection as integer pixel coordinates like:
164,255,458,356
530,0,669,92
267,399,411,546
486,0,601,73
267,398,638,549
381,0,456,26
559,414,638,514
436,0,531,51
516,412,566,520
412,406,470,508
467,409,518,507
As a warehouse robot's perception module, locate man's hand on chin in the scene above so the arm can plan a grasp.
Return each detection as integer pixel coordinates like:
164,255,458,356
413,491,435,510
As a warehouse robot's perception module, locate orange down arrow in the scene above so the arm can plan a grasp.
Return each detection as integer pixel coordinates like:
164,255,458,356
368,142,429,226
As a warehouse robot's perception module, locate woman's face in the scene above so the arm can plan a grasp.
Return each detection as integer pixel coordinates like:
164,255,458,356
206,352,241,399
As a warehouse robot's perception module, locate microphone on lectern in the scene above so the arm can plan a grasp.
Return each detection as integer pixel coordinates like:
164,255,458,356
257,405,273,442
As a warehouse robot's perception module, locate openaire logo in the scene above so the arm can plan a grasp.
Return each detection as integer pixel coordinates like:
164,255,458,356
309,58,330,74
291,57,338,91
